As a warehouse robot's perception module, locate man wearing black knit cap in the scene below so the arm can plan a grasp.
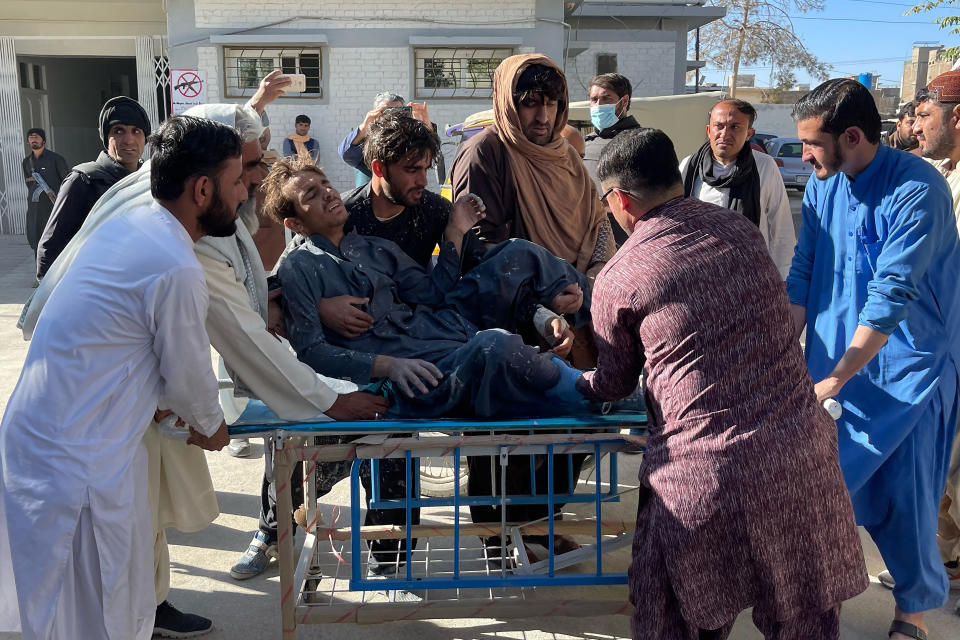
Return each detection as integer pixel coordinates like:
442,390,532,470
36,96,150,279
22,127,68,266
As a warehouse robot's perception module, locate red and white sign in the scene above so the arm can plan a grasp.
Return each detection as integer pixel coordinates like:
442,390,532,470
171,69,207,115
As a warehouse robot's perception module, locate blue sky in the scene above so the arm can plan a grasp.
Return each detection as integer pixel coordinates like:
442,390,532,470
698,0,958,89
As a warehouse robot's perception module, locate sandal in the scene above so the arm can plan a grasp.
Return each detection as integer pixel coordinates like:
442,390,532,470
888,620,928,640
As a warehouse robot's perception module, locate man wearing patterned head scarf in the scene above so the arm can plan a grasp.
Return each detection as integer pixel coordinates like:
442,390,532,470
449,53,613,561
450,54,614,280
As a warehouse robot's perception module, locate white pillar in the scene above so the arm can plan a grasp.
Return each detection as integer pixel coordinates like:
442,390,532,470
0,36,27,235
136,36,161,131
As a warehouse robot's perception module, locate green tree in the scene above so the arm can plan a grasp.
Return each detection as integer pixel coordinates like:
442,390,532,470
906,0,960,59
701,0,831,97
774,68,798,91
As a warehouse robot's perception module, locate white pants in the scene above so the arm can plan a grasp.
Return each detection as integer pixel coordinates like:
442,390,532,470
38,506,154,640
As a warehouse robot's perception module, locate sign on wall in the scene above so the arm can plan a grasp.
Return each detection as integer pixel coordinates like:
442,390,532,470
171,69,206,114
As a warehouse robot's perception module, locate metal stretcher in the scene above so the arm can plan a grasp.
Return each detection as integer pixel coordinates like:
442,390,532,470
225,400,648,640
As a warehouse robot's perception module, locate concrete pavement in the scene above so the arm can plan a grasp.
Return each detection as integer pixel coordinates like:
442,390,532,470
0,225,958,639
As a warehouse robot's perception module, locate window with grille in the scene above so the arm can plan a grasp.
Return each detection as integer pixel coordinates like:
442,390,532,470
596,54,617,75
414,47,513,98
18,62,45,91
223,46,322,98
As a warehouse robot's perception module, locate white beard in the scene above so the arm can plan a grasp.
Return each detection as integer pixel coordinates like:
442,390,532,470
237,196,259,237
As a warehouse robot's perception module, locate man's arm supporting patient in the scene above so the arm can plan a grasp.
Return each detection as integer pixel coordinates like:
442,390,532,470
280,250,443,397
150,265,229,450
198,251,386,420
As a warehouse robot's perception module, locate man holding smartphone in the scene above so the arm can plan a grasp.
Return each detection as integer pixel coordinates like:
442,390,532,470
337,92,433,186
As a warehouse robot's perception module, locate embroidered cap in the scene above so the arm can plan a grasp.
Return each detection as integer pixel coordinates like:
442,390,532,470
926,69,960,103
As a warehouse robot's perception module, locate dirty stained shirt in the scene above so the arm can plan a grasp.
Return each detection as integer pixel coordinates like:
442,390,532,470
278,232,474,384
342,181,450,268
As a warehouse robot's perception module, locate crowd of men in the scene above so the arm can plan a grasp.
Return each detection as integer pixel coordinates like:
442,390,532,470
0,52,959,640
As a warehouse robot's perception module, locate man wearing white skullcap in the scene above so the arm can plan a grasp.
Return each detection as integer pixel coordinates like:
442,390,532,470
14,71,386,637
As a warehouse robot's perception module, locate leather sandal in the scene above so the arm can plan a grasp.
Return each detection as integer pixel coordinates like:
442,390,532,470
888,620,928,640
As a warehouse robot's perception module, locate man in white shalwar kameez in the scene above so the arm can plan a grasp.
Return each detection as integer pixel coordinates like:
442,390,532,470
15,79,389,631
0,115,242,639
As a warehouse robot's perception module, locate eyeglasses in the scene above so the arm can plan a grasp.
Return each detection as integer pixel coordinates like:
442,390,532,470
599,186,641,205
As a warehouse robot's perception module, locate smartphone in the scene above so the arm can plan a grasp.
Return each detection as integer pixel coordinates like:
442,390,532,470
281,73,306,93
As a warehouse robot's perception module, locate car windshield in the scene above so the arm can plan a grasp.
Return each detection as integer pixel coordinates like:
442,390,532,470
777,143,802,158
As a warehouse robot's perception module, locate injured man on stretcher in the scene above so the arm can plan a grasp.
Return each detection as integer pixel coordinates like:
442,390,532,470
263,156,592,417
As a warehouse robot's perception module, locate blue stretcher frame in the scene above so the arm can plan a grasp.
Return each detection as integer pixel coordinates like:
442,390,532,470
226,400,647,638
347,437,631,592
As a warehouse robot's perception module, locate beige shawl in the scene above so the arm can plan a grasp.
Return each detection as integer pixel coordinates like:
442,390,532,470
493,54,610,273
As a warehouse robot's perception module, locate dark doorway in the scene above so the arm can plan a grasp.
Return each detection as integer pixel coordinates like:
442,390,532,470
17,56,138,168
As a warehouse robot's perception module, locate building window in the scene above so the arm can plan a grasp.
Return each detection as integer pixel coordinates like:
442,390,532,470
18,62,45,91
414,47,513,98
32,64,44,91
596,54,617,75
223,46,322,98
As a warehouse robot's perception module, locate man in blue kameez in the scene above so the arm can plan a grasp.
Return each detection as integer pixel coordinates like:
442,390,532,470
787,78,960,640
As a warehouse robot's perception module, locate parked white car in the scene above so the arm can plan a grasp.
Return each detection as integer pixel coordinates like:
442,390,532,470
765,137,812,191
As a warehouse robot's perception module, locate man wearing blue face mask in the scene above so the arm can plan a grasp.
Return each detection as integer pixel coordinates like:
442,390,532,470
583,73,642,245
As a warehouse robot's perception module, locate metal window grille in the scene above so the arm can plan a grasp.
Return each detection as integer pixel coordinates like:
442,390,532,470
596,54,617,75
223,46,322,98
17,62,45,91
155,55,172,123
414,47,513,99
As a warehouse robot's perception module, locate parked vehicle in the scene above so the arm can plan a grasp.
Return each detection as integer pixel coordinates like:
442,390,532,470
764,137,811,190
749,131,777,153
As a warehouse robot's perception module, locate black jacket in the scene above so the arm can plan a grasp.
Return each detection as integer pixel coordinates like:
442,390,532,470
583,116,642,246
582,115,642,185
36,151,133,279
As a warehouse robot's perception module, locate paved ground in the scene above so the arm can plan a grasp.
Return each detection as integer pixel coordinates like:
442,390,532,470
1,209,959,638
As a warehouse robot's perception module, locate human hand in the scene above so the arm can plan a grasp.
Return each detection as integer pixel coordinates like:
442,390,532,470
448,193,486,237
409,102,432,128
384,356,443,398
154,408,174,423
325,391,390,420
545,317,575,358
187,421,230,451
550,283,583,315
813,376,843,404
317,295,374,338
267,288,287,339
356,107,386,141
249,70,292,113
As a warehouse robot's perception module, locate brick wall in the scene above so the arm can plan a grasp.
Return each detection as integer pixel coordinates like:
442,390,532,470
198,44,500,188
567,42,677,102
195,0,536,29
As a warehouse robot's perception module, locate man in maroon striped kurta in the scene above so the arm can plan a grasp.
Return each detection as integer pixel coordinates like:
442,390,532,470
576,128,867,639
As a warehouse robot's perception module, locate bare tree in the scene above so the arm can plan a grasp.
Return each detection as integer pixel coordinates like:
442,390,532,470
700,0,831,97
907,0,960,59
